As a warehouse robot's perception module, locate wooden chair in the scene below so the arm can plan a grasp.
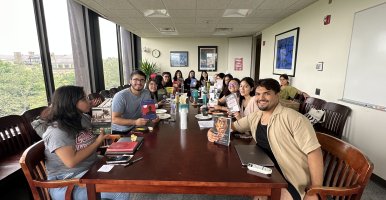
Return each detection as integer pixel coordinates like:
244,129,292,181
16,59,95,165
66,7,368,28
0,115,39,181
99,90,111,98
19,140,80,200
21,106,48,141
299,97,326,114
315,102,351,139
307,132,374,200
109,87,119,97
88,93,105,107
21,106,48,123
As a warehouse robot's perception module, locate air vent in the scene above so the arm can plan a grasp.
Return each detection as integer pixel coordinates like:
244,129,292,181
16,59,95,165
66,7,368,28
213,27,233,35
159,27,176,32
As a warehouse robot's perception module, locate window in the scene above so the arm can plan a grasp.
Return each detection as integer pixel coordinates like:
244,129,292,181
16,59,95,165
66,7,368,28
43,0,76,88
0,0,47,116
99,17,120,89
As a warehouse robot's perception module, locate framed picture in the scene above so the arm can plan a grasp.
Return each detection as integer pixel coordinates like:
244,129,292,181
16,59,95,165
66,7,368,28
170,51,188,67
273,27,299,77
198,46,217,71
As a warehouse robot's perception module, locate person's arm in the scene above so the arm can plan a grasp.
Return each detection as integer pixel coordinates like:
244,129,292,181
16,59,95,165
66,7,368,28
112,111,148,126
55,133,108,168
304,147,324,200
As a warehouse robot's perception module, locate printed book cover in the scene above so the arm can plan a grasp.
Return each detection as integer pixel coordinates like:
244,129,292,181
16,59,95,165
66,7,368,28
91,106,112,134
212,116,232,146
141,99,157,120
190,78,197,88
226,93,240,113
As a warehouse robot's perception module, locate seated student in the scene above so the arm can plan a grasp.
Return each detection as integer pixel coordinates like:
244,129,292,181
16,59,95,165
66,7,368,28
233,77,257,120
161,72,173,88
42,85,129,200
279,74,309,100
146,79,165,108
213,78,241,112
198,70,209,88
32,98,102,138
219,74,233,99
172,70,184,91
215,73,225,91
184,70,199,95
207,78,323,200
111,70,159,134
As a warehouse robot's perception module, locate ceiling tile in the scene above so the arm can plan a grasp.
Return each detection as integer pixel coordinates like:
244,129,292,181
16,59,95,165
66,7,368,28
197,0,231,9
129,0,166,11
227,0,265,9
162,0,196,9
168,9,196,18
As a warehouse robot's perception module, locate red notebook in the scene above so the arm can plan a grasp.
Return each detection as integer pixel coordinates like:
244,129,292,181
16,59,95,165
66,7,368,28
105,137,143,155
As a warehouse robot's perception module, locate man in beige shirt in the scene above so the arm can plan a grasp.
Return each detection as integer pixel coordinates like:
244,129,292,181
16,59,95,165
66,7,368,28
207,78,323,200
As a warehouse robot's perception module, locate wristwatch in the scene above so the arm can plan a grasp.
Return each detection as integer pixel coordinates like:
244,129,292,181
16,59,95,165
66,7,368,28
152,49,161,58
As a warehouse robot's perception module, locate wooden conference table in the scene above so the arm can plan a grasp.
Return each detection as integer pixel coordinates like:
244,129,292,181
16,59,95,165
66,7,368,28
80,105,287,200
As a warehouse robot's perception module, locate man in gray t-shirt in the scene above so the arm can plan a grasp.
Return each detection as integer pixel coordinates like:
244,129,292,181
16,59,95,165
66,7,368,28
112,70,158,132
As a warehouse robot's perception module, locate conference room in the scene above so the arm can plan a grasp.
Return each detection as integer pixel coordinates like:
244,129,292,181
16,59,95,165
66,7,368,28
1,0,386,199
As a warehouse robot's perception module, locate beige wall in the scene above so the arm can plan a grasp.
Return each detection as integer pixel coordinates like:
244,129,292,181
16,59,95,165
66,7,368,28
141,37,229,78
227,36,253,79
260,0,386,179
141,37,253,79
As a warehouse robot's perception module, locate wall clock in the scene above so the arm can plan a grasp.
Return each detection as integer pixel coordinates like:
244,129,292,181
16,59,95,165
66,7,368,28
152,49,161,58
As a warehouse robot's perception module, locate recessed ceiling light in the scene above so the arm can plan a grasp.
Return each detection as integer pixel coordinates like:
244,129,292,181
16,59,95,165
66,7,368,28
223,9,251,17
143,9,170,17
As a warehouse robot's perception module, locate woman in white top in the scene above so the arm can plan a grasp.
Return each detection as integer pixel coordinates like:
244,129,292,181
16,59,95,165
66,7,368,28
213,78,241,112
234,77,256,120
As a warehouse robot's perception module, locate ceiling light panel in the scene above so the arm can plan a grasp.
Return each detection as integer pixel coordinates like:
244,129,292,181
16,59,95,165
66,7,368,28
144,9,170,17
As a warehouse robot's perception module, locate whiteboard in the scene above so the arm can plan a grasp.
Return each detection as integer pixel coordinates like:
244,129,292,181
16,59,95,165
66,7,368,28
343,2,386,109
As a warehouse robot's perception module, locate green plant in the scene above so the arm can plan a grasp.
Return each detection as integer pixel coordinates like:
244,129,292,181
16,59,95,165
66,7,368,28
139,60,159,79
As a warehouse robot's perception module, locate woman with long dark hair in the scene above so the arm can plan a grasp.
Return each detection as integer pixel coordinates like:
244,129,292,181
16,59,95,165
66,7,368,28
234,77,258,120
43,86,129,200
219,74,233,99
199,70,209,88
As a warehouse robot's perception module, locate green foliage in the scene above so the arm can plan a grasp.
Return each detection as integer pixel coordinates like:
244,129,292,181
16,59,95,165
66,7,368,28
103,57,120,89
0,60,47,116
0,57,120,117
139,60,159,79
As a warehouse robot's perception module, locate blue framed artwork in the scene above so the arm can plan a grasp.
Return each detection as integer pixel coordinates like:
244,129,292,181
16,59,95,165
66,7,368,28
170,51,189,67
273,27,299,77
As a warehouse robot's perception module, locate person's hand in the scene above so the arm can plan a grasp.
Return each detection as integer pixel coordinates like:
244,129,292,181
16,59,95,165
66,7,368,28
95,128,110,145
233,111,241,120
214,105,222,111
304,194,319,200
207,129,224,142
152,117,160,124
135,118,148,126
90,98,102,107
157,101,164,107
207,129,218,142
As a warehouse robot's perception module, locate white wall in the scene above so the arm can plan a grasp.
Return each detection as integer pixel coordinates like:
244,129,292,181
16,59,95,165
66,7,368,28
227,36,253,78
141,38,229,78
260,0,386,179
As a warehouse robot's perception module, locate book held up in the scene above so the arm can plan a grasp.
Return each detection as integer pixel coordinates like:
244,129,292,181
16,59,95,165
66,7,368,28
91,98,112,134
141,99,157,120
212,116,232,146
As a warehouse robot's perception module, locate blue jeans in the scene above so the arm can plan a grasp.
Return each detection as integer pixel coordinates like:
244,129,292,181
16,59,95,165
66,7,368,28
48,170,129,200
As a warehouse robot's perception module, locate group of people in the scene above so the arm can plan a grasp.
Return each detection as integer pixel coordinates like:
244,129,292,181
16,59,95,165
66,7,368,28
38,68,321,200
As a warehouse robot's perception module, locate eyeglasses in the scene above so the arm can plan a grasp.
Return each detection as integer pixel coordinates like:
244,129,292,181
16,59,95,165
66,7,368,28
132,78,145,83
228,83,239,88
